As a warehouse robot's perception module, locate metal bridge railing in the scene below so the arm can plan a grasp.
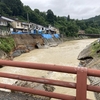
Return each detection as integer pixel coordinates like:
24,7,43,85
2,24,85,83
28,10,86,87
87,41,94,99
0,60,99,100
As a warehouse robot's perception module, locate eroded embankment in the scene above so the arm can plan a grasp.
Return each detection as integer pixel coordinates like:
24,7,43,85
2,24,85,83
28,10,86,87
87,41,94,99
0,34,90,60
11,34,44,58
0,34,44,60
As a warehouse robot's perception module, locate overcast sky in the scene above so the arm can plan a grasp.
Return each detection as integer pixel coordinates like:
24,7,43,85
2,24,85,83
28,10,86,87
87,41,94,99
21,0,100,20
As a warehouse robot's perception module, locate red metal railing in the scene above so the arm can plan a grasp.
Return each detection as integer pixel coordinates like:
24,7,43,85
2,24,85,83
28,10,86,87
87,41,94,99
0,60,99,100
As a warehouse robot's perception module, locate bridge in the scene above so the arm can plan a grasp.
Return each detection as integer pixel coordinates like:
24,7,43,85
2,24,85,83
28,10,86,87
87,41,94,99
78,34,100,38
0,60,99,100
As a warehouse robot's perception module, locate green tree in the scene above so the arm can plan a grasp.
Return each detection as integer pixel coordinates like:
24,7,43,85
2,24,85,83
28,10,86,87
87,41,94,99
46,9,55,25
0,2,12,16
67,15,70,21
34,9,40,15
1,0,24,16
67,23,79,36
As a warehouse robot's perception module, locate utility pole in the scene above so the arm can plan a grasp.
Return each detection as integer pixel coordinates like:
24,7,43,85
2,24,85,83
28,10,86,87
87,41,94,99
27,12,29,34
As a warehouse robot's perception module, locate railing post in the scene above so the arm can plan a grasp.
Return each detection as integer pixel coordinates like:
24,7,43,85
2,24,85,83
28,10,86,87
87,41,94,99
76,67,87,100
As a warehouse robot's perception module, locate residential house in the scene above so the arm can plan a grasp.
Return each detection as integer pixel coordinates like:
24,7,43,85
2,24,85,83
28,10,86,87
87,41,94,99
21,22,29,33
11,19,24,33
11,20,33,33
48,25,60,34
0,16,14,35
29,23,37,33
30,23,46,34
0,16,60,35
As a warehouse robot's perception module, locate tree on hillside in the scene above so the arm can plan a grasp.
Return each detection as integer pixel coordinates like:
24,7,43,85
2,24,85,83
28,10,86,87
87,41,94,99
34,9,40,15
67,15,70,21
76,20,87,30
1,0,24,16
67,23,79,36
85,27,100,34
0,2,12,16
46,9,55,25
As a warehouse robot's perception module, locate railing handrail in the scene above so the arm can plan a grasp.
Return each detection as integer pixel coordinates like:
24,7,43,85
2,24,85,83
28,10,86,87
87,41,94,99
0,60,99,100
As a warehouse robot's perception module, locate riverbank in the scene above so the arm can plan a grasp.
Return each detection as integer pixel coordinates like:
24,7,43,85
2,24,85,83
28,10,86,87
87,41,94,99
10,35,93,59
78,39,100,100
0,34,94,61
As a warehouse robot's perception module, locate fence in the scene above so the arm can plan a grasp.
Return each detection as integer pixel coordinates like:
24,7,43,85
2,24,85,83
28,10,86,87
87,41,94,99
0,60,99,100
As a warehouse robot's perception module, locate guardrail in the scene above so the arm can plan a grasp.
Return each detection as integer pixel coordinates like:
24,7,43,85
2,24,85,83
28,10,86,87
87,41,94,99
0,60,99,100
78,34,100,38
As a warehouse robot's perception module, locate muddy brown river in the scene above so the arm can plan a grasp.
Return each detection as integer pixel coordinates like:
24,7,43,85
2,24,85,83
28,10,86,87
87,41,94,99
0,38,97,99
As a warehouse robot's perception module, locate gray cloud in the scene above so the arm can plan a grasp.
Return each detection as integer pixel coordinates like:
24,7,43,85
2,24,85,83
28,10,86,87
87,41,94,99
21,0,100,19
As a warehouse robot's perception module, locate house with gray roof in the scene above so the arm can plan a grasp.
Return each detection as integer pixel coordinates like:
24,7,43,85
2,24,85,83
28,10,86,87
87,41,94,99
0,16,14,35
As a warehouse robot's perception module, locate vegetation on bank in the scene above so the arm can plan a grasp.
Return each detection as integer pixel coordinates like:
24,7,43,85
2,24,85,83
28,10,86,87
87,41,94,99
1,0,100,36
0,36,15,53
90,40,100,57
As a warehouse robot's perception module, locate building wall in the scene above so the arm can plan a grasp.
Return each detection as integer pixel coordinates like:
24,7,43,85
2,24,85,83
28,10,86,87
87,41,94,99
0,19,8,26
11,21,30,32
11,21,23,29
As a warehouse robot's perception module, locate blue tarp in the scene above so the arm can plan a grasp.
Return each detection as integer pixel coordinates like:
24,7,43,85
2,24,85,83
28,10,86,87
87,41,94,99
12,32,23,34
38,30,42,34
11,31,27,34
42,34,52,39
54,34,60,38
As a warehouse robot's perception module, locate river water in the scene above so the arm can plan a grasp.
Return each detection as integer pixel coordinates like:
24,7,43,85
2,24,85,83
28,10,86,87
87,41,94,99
0,38,97,99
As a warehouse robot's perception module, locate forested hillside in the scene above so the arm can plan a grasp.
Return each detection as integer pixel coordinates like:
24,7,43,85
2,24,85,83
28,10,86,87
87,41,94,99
0,0,100,36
